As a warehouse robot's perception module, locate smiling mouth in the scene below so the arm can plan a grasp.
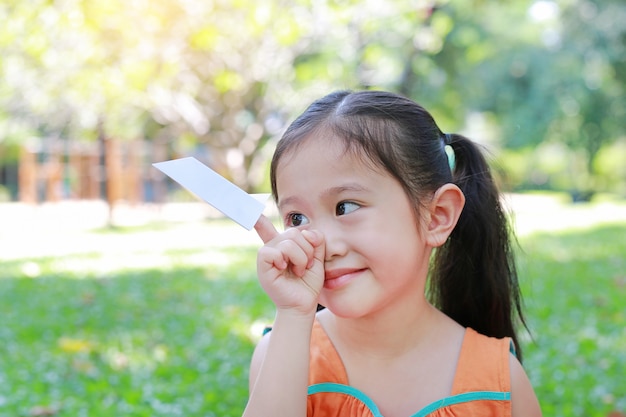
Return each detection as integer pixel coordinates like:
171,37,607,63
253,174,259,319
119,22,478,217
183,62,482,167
323,268,366,290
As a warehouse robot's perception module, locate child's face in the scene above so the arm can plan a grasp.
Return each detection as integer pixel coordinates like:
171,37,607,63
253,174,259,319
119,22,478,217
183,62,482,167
274,134,434,318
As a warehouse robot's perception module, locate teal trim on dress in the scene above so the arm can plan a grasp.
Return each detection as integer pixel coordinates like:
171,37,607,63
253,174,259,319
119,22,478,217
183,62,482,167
410,391,511,417
308,383,384,417
307,383,510,417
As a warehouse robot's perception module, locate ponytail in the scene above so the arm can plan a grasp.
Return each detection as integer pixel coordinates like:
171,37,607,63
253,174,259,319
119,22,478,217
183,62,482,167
429,133,528,361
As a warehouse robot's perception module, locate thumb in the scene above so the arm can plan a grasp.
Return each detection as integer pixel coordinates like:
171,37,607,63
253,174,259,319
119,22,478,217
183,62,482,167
254,214,279,244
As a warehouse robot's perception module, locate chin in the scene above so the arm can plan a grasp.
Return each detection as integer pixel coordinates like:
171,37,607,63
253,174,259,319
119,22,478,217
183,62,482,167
319,298,375,320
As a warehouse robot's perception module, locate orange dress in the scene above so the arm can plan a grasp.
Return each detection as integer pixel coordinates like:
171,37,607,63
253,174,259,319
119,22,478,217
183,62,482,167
307,320,513,417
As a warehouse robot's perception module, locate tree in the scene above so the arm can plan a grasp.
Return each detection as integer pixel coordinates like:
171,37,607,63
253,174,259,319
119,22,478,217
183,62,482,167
430,0,625,196
1,0,624,199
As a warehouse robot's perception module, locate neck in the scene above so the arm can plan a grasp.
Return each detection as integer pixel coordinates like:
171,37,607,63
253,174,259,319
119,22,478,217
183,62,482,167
321,296,453,358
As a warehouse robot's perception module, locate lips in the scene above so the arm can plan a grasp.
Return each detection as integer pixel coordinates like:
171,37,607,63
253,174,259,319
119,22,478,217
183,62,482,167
324,268,365,290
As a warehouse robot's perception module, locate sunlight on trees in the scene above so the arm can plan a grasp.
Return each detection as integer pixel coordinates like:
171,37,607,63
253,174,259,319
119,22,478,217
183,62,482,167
0,0,624,199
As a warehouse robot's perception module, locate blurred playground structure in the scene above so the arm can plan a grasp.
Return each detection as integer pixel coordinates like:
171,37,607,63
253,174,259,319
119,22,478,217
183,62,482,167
1,0,625,207
1,138,180,206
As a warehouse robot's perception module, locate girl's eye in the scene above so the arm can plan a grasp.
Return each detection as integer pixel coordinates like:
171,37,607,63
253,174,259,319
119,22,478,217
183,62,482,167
336,201,360,216
286,213,309,227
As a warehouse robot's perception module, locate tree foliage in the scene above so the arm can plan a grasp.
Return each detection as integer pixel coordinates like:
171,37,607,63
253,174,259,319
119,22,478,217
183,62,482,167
0,0,624,194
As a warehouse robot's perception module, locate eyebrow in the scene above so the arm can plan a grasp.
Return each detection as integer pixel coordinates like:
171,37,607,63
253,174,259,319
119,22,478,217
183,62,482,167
321,183,369,199
278,183,370,211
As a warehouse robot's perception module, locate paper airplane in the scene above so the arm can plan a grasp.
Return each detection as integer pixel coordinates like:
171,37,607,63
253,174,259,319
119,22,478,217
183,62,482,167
153,157,268,230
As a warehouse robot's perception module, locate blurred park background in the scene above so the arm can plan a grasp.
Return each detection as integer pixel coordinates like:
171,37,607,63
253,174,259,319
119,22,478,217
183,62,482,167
0,0,625,416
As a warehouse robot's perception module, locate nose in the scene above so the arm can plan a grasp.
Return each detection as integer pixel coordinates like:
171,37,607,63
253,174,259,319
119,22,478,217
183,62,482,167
317,221,348,262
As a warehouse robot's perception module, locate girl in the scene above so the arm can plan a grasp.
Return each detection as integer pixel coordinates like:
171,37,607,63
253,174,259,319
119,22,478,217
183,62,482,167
244,90,541,417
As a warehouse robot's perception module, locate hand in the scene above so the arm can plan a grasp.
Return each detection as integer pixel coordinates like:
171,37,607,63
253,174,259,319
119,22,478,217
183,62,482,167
254,215,325,316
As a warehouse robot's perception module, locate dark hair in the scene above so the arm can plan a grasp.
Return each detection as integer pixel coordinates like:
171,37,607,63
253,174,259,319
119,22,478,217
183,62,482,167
270,90,528,361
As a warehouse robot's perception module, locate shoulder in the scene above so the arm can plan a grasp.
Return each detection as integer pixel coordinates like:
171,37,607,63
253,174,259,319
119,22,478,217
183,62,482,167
456,329,541,416
455,328,512,393
509,354,542,417
463,329,541,416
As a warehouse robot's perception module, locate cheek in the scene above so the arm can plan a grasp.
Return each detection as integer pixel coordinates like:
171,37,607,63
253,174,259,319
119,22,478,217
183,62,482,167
369,223,425,264
350,225,403,261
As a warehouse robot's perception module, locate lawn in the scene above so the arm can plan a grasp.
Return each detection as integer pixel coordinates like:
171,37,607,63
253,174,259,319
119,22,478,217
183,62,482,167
0,194,624,416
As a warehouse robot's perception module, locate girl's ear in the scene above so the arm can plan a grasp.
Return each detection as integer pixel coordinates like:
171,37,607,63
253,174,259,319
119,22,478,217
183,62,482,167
425,183,465,247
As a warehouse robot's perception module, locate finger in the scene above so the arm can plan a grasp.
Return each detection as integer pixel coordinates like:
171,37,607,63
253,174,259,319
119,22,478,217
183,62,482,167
276,239,311,277
257,246,287,271
301,229,322,246
301,230,324,269
254,214,279,244
287,229,318,272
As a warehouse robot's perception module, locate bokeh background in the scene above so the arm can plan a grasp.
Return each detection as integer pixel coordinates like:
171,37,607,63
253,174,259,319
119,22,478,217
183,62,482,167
0,0,624,416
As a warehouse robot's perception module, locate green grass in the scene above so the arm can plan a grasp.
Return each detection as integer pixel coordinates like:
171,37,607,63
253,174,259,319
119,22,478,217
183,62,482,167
0,220,273,417
517,223,626,416
0,196,625,416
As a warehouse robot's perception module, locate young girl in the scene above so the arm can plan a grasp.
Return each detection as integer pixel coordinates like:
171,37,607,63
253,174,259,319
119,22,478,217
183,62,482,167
244,90,541,417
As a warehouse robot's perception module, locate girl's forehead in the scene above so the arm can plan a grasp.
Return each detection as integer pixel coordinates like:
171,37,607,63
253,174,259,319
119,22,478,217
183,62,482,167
274,134,394,202
276,133,381,175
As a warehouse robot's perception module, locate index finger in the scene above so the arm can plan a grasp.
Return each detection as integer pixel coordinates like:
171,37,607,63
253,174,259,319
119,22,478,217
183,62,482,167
254,214,279,244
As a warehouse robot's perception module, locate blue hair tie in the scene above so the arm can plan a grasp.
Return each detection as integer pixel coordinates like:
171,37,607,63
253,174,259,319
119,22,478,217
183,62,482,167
443,133,455,172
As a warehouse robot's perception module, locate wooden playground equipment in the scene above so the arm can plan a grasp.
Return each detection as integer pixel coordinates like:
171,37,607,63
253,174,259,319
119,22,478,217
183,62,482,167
15,137,169,207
